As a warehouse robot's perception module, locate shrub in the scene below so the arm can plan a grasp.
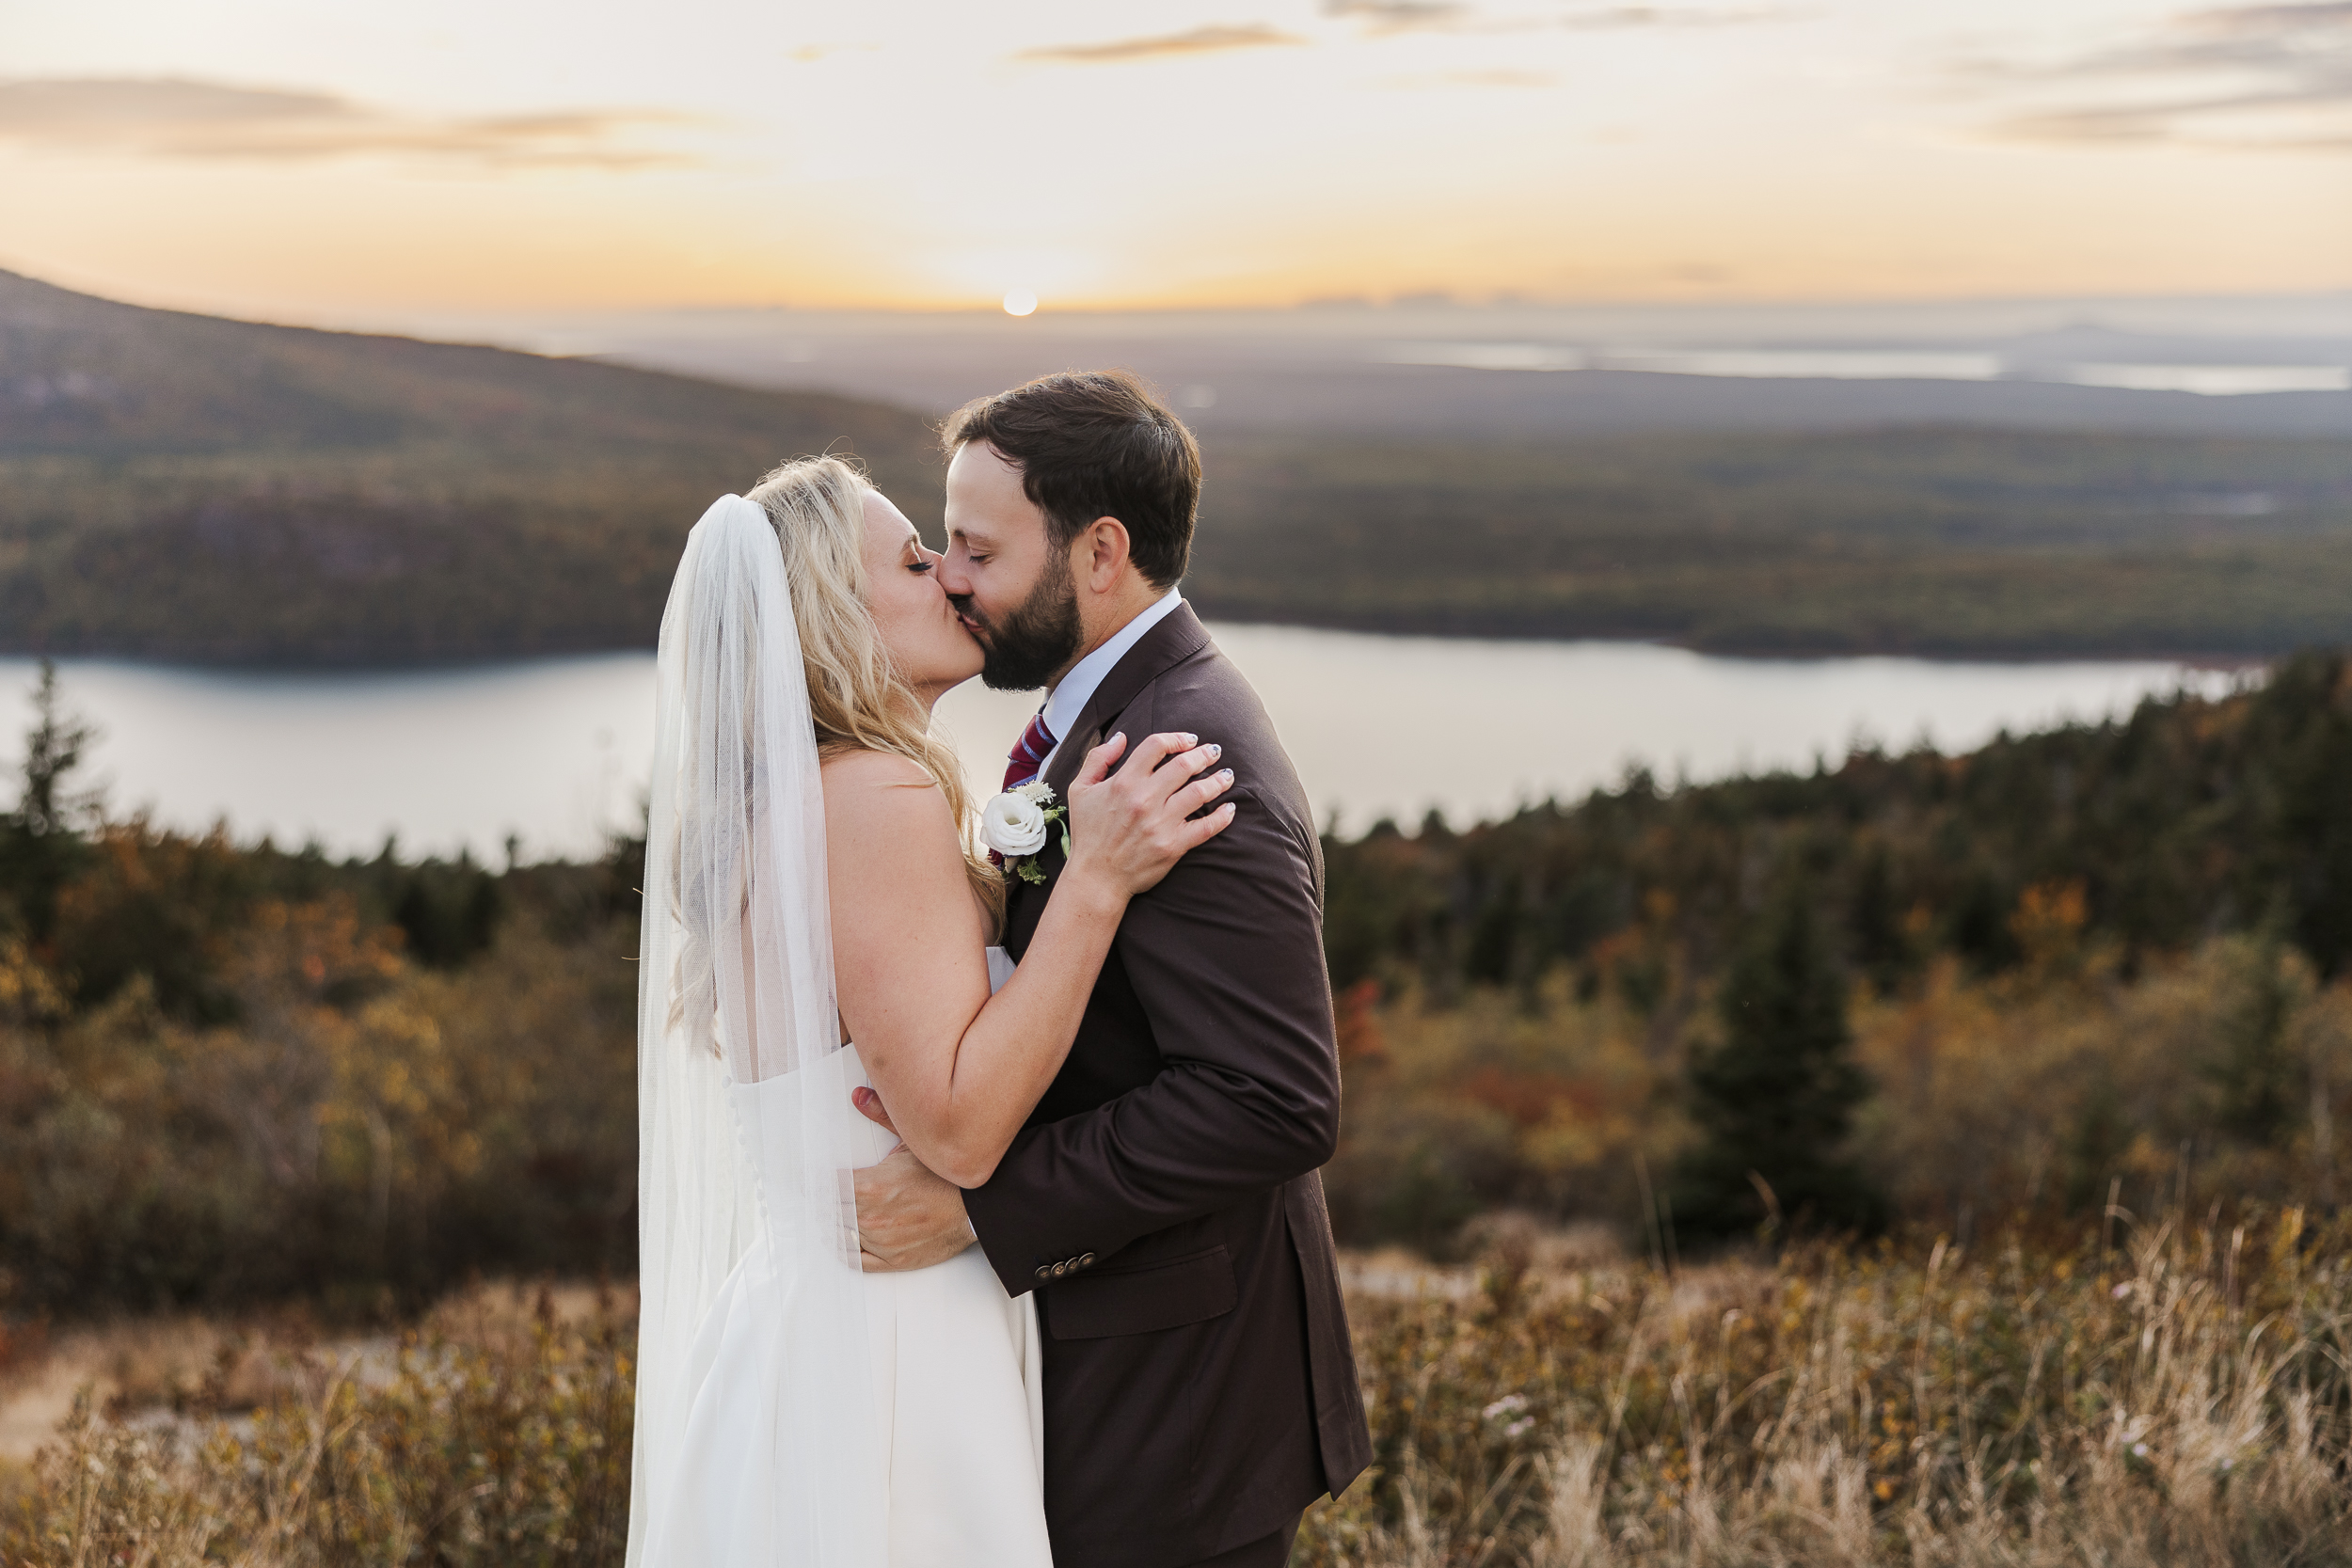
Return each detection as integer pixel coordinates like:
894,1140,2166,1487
1,1284,633,1567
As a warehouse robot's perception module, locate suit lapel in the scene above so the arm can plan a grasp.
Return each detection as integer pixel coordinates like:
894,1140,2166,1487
1004,605,1215,946
1040,603,1214,805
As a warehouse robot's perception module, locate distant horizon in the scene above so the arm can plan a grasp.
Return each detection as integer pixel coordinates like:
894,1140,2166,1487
17,261,2350,350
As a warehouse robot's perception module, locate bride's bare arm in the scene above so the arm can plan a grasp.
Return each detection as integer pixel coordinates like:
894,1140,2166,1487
825,732,1233,1188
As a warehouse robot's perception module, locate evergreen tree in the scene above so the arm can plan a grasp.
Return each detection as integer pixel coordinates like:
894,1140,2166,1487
1847,843,1909,994
1670,879,1883,1243
0,661,99,943
2205,934,2308,1148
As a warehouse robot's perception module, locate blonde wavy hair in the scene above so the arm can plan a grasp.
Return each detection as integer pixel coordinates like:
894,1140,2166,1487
746,454,1004,930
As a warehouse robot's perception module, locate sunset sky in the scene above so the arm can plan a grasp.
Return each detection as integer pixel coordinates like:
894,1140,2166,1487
1,0,2345,321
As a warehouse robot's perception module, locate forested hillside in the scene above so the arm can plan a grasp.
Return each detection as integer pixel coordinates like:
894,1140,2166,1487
0,269,944,663
1195,429,2352,657
8,271,2352,662
1322,651,2352,994
1321,650,2352,1248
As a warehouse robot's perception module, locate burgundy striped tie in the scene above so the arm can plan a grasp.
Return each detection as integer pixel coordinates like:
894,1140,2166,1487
1002,712,1057,793
992,712,1058,868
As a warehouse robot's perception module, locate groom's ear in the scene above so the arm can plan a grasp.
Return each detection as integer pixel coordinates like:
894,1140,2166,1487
1076,515,1132,594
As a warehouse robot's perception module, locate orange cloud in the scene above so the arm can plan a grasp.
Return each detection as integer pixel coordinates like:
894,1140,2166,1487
0,77,701,168
1016,24,1309,63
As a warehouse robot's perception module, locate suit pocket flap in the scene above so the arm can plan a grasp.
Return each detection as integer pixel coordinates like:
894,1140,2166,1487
1045,1245,1237,1340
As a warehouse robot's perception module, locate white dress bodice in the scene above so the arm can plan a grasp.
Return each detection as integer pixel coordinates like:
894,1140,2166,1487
638,948,1049,1568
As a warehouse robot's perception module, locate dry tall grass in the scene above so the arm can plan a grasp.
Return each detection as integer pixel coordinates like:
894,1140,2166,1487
1303,1212,2352,1568
0,1284,631,1568
4,1219,2347,1567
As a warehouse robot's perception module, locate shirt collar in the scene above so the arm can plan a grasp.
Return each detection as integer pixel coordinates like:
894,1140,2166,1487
1041,587,1185,747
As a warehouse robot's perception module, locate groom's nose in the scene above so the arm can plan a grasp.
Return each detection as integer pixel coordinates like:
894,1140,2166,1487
938,546,975,599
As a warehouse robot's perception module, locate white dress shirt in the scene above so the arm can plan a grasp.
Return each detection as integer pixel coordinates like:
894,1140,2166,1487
1035,587,1185,776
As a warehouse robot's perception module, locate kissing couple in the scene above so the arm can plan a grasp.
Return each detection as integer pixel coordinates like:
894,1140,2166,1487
627,371,1373,1568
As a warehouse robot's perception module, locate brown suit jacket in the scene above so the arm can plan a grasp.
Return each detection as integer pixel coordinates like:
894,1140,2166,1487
963,604,1372,1567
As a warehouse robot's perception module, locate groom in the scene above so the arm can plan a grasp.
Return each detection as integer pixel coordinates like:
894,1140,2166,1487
852,371,1371,1567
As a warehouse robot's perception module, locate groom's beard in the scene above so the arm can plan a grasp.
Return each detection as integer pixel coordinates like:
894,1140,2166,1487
962,555,1083,692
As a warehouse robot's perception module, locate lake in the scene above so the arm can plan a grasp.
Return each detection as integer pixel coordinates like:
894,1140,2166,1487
0,630,2240,862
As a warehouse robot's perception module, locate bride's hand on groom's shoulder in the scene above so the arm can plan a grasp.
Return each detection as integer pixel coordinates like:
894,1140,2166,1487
1063,731,1236,899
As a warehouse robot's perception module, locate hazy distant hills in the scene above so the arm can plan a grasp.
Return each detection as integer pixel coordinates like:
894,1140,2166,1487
0,269,941,462
579,304,2352,440
1194,429,2352,658
0,269,944,662
6,271,2352,664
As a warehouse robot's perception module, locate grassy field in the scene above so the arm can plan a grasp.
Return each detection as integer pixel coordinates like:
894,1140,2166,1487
1311,1212,2352,1567
6,1217,2347,1567
8,269,2352,662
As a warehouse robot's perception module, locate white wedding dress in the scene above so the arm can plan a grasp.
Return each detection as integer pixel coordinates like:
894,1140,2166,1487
629,495,1053,1568
636,949,1053,1568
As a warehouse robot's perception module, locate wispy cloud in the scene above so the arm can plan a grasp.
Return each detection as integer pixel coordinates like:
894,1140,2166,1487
1551,5,1804,28
1452,69,1558,85
787,43,879,64
1324,0,1474,30
0,77,701,168
1974,1,2352,150
1333,0,1802,34
1016,24,1308,63
1024,1,1797,61
1384,68,1560,87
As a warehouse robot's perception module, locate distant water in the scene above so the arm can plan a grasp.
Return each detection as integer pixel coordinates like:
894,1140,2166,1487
1373,343,2351,396
0,633,2240,862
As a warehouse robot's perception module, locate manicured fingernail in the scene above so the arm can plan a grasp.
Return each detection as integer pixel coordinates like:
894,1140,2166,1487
1219,768,1233,784
1183,733,1198,746
1205,743,1221,759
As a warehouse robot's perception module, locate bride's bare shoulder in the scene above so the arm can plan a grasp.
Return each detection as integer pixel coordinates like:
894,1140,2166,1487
820,747,933,789
819,749,957,839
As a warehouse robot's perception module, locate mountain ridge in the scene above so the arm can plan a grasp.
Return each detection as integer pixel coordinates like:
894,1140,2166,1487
6,270,2352,664
0,268,947,664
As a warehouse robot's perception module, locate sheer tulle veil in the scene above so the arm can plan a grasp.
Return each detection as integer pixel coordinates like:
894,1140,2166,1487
628,495,884,1566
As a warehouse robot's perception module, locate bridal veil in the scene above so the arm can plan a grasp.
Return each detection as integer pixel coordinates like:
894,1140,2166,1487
628,494,883,1567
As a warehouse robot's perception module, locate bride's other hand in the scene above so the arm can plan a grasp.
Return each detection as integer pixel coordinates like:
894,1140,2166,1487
850,1084,901,1140
1064,731,1236,898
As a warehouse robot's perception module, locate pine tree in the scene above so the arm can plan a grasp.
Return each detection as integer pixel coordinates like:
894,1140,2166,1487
0,661,100,942
2206,934,2309,1148
1670,879,1883,1243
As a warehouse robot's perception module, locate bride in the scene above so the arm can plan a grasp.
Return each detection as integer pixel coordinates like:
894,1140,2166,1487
627,456,1235,1567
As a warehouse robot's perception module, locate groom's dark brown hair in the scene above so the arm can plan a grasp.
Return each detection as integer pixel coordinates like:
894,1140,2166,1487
942,370,1201,590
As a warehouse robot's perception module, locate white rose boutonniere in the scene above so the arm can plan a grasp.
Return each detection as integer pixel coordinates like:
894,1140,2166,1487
980,781,1071,885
